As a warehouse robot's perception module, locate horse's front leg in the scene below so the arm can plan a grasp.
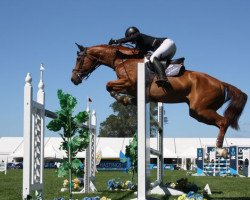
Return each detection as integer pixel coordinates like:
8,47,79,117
106,78,133,93
109,91,136,106
106,79,136,106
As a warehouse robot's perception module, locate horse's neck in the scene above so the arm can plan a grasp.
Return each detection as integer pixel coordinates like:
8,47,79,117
92,45,143,69
90,46,117,69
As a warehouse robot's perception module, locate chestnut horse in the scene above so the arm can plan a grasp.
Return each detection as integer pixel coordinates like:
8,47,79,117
71,44,247,157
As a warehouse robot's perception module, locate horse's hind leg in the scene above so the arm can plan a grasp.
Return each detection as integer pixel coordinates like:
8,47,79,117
189,108,229,157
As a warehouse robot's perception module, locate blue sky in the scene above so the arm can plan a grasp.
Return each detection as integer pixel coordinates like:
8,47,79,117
0,1,249,139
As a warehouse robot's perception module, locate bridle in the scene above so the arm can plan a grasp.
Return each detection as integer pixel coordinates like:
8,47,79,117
72,47,101,83
72,43,141,83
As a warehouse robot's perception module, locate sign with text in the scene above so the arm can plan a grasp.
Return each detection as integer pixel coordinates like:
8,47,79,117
197,148,204,175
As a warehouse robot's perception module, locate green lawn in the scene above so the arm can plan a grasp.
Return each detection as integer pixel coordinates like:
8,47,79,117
0,169,250,200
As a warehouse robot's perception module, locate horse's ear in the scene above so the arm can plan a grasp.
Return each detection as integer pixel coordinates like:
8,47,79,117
75,42,85,51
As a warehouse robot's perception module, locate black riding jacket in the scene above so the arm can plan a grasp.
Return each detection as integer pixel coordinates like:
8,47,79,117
116,33,167,54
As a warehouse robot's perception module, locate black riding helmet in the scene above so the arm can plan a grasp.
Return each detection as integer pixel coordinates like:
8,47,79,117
125,26,140,38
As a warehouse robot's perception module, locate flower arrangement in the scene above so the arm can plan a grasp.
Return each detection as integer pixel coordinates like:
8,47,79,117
61,178,84,192
107,179,135,191
177,191,207,200
82,197,111,200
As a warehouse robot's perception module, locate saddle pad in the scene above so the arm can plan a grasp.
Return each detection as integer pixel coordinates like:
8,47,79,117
165,64,183,77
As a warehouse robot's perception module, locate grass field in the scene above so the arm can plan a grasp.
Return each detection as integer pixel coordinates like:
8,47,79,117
0,169,250,200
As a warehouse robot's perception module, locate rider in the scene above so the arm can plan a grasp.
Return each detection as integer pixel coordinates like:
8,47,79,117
109,26,177,87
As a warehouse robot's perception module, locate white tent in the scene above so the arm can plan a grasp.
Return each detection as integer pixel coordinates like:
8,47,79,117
44,137,66,159
101,146,118,159
11,145,24,158
1,137,250,161
44,145,65,159
178,146,197,158
163,147,177,158
0,137,23,155
175,138,201,158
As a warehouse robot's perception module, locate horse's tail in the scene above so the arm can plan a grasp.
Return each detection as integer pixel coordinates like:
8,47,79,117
223,82,247,130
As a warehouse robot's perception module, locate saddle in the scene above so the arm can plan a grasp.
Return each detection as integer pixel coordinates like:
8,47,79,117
146,57,185,77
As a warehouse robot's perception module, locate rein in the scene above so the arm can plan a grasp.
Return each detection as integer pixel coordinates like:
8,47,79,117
73,45,142,82
73,49,101,82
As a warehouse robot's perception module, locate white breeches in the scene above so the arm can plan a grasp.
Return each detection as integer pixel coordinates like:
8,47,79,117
150,38,176,62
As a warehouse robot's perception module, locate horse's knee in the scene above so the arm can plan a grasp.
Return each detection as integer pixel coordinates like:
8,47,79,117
217,118,229,130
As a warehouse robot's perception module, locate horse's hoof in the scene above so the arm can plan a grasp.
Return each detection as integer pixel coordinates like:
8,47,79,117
122,96,131,106
106,85,111,92
216,148,227,158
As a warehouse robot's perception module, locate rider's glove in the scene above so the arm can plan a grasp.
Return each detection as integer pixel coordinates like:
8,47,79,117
109,38,117,45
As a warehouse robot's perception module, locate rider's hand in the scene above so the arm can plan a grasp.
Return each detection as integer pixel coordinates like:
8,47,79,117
109,38,117,45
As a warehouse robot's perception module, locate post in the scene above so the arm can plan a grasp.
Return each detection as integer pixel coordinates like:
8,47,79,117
157,102,164,184
135,63,183,199
35,64,45,198
23,73,33,199
23,65,45,199
83,98,97,193
0,157,7,175
243,149,250,177
90,110,97,179
137,63,150,199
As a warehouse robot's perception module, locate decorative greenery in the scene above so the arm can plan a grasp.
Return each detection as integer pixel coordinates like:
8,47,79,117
125,134,137,183
46,90,90,198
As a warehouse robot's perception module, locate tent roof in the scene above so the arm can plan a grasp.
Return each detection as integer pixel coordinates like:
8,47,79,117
0,137,23,154
2,137,250,160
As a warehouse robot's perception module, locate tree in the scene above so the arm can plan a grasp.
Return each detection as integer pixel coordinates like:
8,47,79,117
99,101,137,137
99,101,166,137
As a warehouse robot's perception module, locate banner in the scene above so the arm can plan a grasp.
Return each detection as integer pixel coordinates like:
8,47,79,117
229,146,238,175
197,148,204,175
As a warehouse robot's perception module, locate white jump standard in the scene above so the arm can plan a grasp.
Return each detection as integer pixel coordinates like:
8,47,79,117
136,63,183,200
23,65,46,199
23,65,97,199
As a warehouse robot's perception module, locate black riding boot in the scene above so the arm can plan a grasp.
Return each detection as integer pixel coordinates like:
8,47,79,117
153,57,168,87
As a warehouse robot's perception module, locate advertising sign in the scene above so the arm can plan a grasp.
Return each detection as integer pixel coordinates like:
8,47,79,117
197,148,204,175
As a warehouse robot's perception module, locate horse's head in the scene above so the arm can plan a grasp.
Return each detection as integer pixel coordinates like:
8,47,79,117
71,43,143,85
71,43,102,85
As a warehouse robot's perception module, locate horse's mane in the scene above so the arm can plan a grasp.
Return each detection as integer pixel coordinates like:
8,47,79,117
93,44,144,59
